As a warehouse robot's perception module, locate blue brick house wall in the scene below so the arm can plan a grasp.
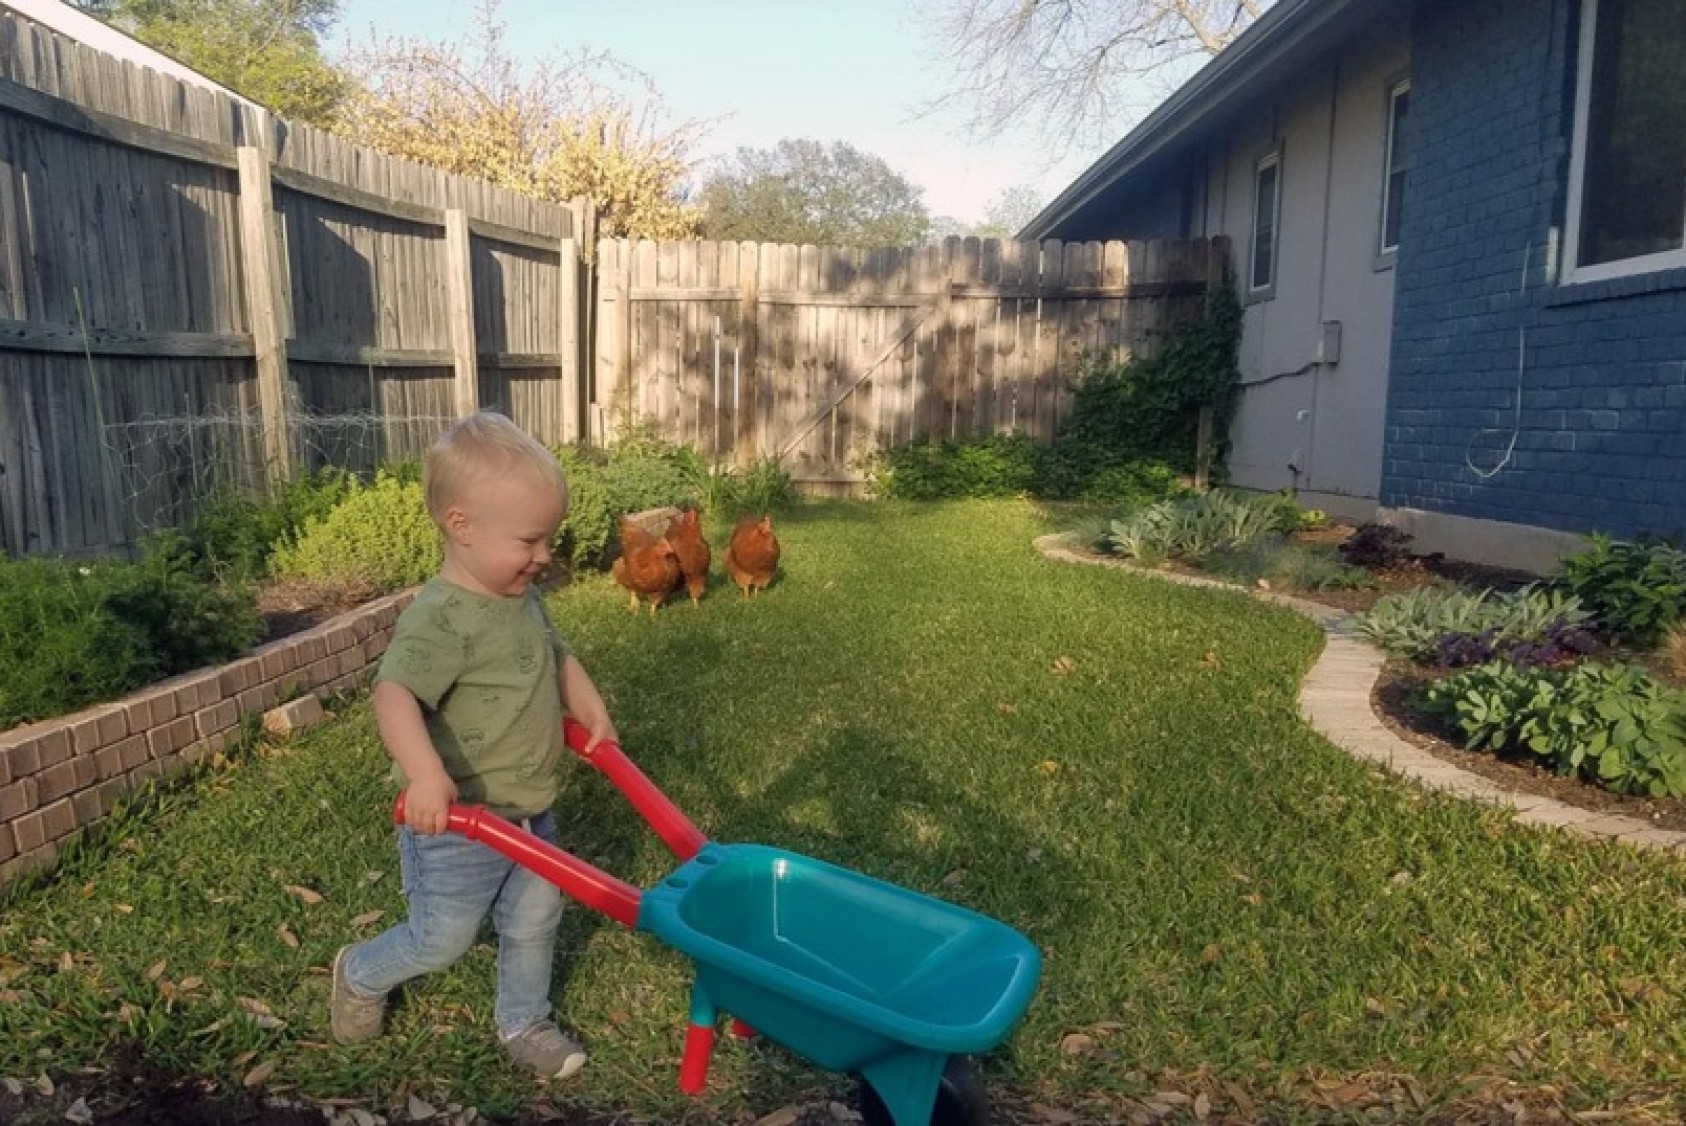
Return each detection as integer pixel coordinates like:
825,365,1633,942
1383,0,1686,538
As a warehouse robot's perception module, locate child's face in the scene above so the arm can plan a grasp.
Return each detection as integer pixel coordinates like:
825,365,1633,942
441,467,566,598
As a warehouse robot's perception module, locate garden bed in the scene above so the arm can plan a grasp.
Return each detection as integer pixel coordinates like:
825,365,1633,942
1065,505,1686,832
1372,663,1686,833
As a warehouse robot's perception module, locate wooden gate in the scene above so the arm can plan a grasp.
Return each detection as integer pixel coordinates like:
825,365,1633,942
593,236,1225,486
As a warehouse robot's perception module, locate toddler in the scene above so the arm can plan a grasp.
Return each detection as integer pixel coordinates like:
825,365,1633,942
330,411,616,1080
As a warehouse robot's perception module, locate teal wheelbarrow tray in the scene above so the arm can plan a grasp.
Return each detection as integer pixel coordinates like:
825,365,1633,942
394,718,1042,1125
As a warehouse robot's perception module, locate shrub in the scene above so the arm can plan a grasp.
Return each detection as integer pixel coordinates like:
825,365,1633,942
176,467,358,582
553,436,706,569
270,471,442,592
107,534,263,677
1074,459,1187,510
556,446,612,568
0,540,260,729
1556,534,1686,645
1106,490,1285,565
697,457,798,517
1425,660,1686,797
1339,522,1415,570
869,434,1038,500
1203,540,1373,592
0,557,155,728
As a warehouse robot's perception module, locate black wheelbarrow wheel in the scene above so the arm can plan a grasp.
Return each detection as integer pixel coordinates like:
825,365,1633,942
856,1055,989,1126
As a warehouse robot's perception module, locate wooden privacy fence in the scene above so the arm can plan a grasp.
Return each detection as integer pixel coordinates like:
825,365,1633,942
0,7,594,557
594,235,1226,485
0,7,1230,557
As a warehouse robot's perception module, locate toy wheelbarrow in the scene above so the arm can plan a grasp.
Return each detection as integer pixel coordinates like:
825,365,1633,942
393,718,1042,1125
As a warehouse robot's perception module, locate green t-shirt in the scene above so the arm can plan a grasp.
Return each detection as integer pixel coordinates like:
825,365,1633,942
375,577,571,818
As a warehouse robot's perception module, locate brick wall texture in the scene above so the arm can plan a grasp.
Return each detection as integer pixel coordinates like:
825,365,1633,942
1383,0,1686,537
0,590,414,887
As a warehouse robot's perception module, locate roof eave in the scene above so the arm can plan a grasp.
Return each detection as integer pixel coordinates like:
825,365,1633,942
1021,0,1376,240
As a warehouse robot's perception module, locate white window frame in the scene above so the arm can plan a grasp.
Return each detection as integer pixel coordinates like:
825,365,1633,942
1249,150,1282,299
1563,0,1686,284
1378,78,1410,260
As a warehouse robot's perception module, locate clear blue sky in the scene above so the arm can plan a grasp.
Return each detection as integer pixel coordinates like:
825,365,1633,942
330,0,1108,224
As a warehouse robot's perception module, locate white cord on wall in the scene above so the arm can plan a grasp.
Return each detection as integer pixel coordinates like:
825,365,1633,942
1464,242,1531,480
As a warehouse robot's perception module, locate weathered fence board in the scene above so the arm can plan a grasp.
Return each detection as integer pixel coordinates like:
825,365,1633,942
0,8,589,556
594,235,1224,483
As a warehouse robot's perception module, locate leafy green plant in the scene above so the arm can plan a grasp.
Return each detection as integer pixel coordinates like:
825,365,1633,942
106,533,262,677
0,539,260,729
269,471,442,592
1426,660,1686,797
1253,489,1326,534
1204,540,1373,592
1061,275,1243,472
695,457,798,517
1556,534,1686,645
868,434,1038,500
552,436,707,569
1359,585,1593,662
1105,490,1286,565
177,467,358,581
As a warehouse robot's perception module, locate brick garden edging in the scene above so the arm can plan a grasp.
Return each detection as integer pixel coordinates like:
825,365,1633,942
1034,534,1686,854
0,590,417,887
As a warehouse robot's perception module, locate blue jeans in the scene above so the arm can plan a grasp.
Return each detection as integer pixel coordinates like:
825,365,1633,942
342,812,564,1038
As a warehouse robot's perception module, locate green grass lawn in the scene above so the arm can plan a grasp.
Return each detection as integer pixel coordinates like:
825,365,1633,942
4,499,1686,1122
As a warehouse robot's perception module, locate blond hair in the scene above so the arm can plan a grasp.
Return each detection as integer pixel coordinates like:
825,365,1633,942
424,411,566,520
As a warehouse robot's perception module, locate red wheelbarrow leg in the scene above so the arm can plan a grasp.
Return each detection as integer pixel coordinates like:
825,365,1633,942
728,1018,755,1040
679,986,717,1095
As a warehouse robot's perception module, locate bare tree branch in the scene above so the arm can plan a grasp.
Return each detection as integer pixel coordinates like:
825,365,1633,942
918,0,1272,156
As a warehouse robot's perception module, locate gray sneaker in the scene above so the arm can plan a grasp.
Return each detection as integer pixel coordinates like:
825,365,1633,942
329,945,387,1045
501,1020,588,1080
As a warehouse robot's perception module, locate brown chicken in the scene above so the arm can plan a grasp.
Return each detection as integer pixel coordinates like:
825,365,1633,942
722,514,780,598
663,508,712,607
611,518,680,615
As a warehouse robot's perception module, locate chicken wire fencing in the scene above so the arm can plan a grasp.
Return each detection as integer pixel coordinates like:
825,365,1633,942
93,405,460,546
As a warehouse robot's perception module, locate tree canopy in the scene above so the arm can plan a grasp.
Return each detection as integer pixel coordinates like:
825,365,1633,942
74,0,348,126
920,0,1268,154
332,3,702,240
974,184,1049,239
699,139,933,247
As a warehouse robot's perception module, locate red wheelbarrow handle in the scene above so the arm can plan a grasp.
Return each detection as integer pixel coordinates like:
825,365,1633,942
392,794,645,928
561,717,708,862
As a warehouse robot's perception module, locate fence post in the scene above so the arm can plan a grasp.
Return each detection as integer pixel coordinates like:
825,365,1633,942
444,208,479,418
559,235,581,443
736,245,760,464
613,241,633,443
235,145,292,484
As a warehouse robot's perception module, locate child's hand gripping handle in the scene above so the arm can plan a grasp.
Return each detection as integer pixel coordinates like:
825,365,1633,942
562,718,708,861
391,793,642,927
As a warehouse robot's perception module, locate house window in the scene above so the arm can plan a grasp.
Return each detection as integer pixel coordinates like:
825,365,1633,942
1250,151,1281,295
1565,0,1686,282
1380,79,1409,256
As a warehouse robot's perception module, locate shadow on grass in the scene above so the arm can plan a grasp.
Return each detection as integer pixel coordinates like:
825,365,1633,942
547,609,1076,1117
